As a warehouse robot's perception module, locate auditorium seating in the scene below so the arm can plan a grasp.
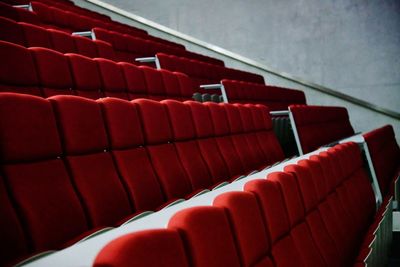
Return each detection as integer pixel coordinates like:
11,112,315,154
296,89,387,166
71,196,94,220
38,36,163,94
156,53,265,91
221,79,306,110
0,17,117,59
94,142,388,267
363,125,400,198
289,105,355,154
93,27,223,65
0,40,199,99
0,93,285,266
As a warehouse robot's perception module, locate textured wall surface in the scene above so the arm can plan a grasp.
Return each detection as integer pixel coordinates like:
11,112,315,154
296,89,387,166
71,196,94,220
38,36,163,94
103,0,400,113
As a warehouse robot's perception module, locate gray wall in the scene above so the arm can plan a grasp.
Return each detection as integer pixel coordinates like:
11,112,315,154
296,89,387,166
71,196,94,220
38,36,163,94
76,0,400,138
102,0,400,113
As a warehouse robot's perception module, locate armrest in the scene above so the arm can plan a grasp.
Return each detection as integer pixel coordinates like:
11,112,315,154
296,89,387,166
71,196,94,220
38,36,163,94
200,83,228,103
72,31,94,39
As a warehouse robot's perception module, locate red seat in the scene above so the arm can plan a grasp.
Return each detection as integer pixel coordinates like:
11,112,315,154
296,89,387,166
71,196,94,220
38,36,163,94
0,175,28,266
186,101,231,185
244,179,306,267
66,53,104,99
29,47,76,97
163,100,214,190
95,58,129,100
136,99,193,200
0,41,42,96
49,95,132,227
363,125,400,197
93,229,189,267
168,206,241,267
99,97,165,212
214,192,274,267
0,93,88,253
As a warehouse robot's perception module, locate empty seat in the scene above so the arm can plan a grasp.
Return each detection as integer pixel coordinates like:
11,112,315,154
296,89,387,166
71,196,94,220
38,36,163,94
186,101,231,185
136,99,193,200
168,206,241,267
289,105,355,154
48,28,77,53
67,53,104,99
0,16,26,46
244,179,306,267
99,97,165,212
0,41,42,96
93,229,189,267
140,66,167,101
49,95,132,227
267,172,327,266
222,79,306,110
363,125,400,197
248,104,285,164
223,103,264,172
19,22,52,49
0,93,89,252
29,47,75,96
206,102,246,178
73,35,98,58
0,175,29,267
213,192,274,267
163,100,214,190
118,62,148,99
95,58,129,99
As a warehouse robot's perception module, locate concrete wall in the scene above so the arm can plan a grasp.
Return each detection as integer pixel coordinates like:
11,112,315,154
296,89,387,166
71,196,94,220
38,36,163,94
101,0,400,113
75,0,399,139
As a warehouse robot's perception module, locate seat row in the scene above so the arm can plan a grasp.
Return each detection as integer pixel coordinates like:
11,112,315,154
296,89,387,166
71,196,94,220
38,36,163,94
363,125,400,199
92,27,224,66
0,92,285,266
0,40,198,100
289,105,355,154
156,52,266,90
0,0,192,50
221,79,307,110
3,0,110,21
94,142,385,267
0,16,117,60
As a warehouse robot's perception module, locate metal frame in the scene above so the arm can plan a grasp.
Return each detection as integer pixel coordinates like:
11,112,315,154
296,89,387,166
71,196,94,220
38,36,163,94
288,107,303,155
135,57,157,64
72,31,95,39
199,83,228,103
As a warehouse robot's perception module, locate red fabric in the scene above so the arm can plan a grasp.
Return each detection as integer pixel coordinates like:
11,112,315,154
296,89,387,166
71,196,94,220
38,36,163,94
214,192,271,267
119,62,148,99
94,40,116,61
140,66,166,98
0,41,41,96
146,144,192,200
0,16,26,46
50,96,131,227
289,105,355,153
48,29,77,54
93,229,189,267
99,98,165,211
244,179,305,267
160,69,182,99
169,206,241,267
95,58,129,100
135,99,172,144
49,95,108,154
0,93,88,253
66,53,103,99
19,22,52,49
0,176,28,267
73,35,98,58
164,100,214,190
174,71,196,98
29,47,75,97
363,125,400,197
0,93,60,161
